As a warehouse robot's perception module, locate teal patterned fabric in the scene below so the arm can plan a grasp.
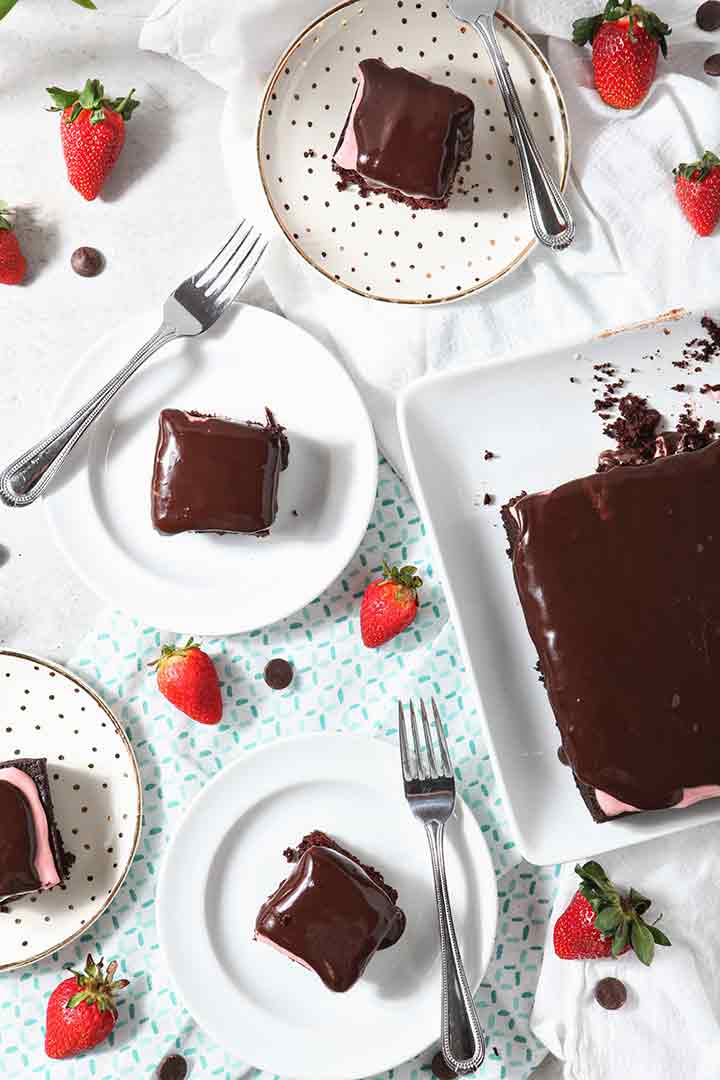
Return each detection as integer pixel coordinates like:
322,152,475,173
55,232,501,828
0,460,559,1079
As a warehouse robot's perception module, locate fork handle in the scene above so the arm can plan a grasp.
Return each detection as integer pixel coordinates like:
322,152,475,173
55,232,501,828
471,14,575,251
0,324,177,508
425,820,486,1075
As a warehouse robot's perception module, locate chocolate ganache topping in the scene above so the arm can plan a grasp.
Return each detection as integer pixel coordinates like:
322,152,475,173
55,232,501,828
336,59,474,200
507,439,720,813
256,832,405,992
0,779,39,900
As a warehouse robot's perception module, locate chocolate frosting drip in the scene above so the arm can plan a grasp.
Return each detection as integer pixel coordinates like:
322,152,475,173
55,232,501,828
256,837,405,992
151,408,288,536
510,439,720,811
345,59,474,199
0,779,39,899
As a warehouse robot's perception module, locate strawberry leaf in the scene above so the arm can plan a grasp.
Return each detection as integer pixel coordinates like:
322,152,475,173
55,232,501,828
612,920,630,956
0,0,19,20
594,905,622,933
572,14,604,45
72,0,97,7
649,923,671,947
46,85,81,112
109,88,140,122
630,918,655,965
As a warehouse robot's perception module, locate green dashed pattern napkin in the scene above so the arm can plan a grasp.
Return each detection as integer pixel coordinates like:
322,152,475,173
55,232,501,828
0,461,558,1080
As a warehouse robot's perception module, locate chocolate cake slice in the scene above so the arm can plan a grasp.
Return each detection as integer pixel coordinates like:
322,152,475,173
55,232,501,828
502,439,720,822
332,58,475,210
151,408,289,537
255,830,405,992
0,758,71,904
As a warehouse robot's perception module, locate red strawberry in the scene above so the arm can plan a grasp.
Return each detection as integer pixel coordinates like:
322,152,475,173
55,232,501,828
573,2,671,110
45,954,129,1060
0,202,26,285
674,151,720,236
47,78,140,200
554,860,671,965
360,561,422,648
150,637,222,725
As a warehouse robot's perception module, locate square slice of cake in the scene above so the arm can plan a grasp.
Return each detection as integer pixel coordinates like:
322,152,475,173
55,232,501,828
502,439,720,822
255,830,405,992
333,58,475,209
0,757,71,904
151,408,289,536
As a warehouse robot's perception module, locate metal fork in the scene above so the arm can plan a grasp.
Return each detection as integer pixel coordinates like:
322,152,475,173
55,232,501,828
448,0,575,251
0,222,267,507
398,698,486,1075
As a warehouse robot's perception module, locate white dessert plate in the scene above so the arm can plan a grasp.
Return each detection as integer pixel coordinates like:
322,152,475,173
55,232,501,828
156,733,497,1079
398,307,720,867
254,1,570,305
0,650,141,972
44,305,377,635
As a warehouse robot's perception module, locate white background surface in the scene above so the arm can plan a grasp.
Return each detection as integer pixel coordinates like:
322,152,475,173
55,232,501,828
0,3,562,1076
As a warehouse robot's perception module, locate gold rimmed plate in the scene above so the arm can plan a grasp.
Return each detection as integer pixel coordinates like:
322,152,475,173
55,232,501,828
256,0,571,305
0,651,142,972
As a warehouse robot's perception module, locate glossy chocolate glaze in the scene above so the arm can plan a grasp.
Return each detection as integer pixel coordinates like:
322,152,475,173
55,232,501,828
0,779,39,899
151,408,288,536
336,59,474,200
256,842,405,992
508,439,720,812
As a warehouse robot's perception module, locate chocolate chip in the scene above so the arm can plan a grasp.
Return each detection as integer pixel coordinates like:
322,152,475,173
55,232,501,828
71,246,104,277
264,658,294,690
594,977,627,1010
557,745,570,766
430,1051,458,1079
697,0,720,31
704,52,720,75
156,1053,189,1080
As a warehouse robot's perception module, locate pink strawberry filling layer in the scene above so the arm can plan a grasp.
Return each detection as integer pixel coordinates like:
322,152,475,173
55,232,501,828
333,69,364,172
595,784,720,818
0,767,60,889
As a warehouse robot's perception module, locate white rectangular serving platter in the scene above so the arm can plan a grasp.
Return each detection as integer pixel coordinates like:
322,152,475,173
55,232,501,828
399,307,720,866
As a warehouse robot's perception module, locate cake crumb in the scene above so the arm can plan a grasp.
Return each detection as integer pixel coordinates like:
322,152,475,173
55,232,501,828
671,383,686,392
483,449,495,460
483,493,494,506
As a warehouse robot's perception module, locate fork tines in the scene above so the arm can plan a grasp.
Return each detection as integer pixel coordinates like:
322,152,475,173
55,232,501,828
194,219,267,301
398,698,453,782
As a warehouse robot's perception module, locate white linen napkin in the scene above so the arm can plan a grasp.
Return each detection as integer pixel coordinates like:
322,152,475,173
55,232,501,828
531,824,720,1080
140,1,720,474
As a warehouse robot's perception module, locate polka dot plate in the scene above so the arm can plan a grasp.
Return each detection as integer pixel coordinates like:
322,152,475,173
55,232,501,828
0,651,141,972
256,1,571,305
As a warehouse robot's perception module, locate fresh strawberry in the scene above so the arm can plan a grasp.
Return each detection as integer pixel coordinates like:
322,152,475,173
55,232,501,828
573,2,671,110
0,202,26,285
553,860,671,965
45,954,129,1060
46,78,140,200
150,637,222,725
360,561,422,648
674,151,720,236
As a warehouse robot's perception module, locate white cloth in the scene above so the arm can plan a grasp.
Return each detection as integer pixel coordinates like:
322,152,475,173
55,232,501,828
140,1,720,474
531,825,720,1080
139,3,720,1078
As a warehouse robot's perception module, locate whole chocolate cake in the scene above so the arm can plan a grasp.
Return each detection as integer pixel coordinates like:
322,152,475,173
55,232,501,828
255,831,405,992
151,408,289,537
503,439,720,822
332,59,475,209
0,757,71,903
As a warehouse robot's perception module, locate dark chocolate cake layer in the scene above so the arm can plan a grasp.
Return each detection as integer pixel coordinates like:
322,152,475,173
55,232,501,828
256,832,405,992
332,58,475,208
0,757,71,902
151,408,289,536
504,440,720,822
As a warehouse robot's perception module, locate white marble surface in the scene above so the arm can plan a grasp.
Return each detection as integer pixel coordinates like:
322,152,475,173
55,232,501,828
0,4,562,1077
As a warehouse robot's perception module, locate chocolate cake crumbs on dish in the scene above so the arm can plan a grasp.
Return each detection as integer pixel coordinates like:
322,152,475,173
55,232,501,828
501,387,720,823
256,831,405,992
332,58,475,210
671,383,686,391
0,758,72,904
